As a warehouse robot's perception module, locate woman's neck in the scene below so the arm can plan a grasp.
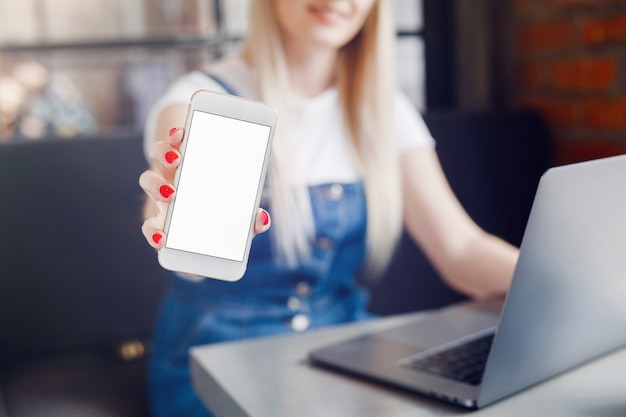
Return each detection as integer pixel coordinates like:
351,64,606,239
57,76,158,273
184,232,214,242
283,41,339,98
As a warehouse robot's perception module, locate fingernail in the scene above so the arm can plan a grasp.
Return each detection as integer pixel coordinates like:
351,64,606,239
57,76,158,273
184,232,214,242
152,233,163,245
165,151,179,164
160,185,175,198
261,210,269,226
169,127,178,136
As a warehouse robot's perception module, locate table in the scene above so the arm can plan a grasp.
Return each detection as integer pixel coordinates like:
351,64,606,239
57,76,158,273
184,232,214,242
190,311,626,417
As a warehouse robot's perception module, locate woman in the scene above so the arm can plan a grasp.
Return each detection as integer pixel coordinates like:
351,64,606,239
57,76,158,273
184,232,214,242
139,0,519,415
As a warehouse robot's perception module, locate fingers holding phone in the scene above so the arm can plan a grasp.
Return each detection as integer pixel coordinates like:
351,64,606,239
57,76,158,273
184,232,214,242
148,127,184,182
139,166,174,250
140,125,272,252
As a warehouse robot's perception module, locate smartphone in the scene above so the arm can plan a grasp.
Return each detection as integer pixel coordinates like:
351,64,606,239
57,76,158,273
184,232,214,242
158,90,276,281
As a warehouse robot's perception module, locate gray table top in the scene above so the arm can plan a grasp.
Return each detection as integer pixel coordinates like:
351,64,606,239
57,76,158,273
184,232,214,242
191,311,626,417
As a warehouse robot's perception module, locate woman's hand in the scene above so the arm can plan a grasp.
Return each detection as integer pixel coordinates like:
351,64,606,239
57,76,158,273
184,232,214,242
138,126,271,249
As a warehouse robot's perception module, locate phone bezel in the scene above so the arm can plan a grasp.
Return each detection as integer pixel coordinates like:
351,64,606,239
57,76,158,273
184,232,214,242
157,89,276,282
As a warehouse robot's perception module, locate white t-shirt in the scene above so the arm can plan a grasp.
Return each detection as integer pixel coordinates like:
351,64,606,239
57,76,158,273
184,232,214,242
144,55,435,185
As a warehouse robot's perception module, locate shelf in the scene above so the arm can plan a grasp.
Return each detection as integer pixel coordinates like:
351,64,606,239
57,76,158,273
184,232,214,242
0,35,238,53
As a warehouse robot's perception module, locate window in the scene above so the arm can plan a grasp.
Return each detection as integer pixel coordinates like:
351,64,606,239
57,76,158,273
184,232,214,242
0,0,427,142
395,0,426,111
0,0,219,141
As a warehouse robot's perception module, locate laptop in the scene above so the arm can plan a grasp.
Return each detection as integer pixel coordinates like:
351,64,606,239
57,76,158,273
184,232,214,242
309,154,626,409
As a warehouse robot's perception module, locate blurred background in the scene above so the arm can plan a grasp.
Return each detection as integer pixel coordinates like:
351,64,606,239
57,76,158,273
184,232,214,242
1,0,625,164
0,0,425,143
1,1,626,416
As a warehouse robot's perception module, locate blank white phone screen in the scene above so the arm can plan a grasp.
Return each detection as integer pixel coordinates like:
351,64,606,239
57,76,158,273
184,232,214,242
165,110,271,262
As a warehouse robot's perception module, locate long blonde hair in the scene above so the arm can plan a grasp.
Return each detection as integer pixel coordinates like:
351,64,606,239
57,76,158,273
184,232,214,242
242,0,402,274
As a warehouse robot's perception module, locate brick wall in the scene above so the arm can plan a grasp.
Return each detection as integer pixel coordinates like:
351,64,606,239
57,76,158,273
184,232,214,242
508,0,626,164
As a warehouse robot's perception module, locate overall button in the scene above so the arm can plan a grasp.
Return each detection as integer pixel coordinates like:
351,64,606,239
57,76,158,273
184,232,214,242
295,281,312,297
316,237,333,249
287,296,301,311
328,183,344,200
291,314,310,332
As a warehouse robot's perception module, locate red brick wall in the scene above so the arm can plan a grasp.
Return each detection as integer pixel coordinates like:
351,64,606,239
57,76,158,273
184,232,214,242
508,0,626,164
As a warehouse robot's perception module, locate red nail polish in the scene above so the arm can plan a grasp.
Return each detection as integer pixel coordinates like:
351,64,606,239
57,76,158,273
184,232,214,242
169,127,178,136
160,185,175,198
261,210,269,226
165,151,179,164
152,233,163,245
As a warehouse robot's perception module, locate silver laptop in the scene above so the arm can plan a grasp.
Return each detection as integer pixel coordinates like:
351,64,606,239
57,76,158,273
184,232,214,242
309,154,626,409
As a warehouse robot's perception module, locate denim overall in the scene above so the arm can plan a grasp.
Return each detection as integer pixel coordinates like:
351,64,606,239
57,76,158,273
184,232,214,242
148,182,371,416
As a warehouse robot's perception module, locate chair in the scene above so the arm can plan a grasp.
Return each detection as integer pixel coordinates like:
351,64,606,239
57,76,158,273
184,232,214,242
0,135,171,417
366,108,553,315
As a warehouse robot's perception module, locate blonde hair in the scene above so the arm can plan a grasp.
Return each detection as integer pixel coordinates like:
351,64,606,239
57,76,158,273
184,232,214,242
242,0,402,274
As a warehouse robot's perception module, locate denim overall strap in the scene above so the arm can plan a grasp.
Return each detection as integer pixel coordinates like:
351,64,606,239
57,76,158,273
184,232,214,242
202,72,239,96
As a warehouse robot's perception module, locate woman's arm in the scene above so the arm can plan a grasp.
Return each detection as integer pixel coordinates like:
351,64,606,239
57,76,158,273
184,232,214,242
401,147,518,299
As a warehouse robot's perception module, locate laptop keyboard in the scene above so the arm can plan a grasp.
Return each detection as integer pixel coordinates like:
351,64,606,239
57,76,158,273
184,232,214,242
407,334,494,385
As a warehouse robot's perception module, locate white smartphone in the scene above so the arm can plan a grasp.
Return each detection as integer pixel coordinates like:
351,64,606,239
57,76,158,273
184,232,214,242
158,90,276,281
